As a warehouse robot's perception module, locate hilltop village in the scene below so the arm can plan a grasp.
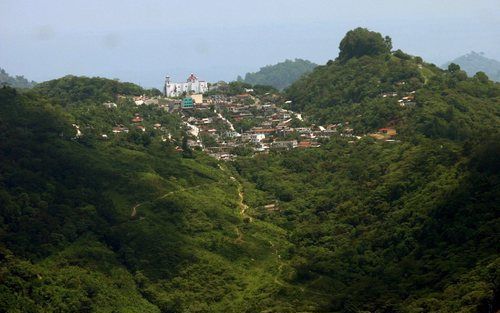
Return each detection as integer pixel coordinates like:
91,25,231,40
92,74,410,160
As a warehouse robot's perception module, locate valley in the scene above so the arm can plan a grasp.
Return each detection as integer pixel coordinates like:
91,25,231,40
0,28,499,313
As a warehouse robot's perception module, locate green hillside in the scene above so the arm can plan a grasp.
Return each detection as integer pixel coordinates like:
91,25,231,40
236,27,500,312
286,29,499,138
0,79,306,312
1,28,499,312
240,59,317,90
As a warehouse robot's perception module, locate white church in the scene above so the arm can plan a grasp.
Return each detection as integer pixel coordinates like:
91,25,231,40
164,74,208,97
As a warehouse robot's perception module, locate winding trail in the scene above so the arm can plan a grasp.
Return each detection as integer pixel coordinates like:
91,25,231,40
130,203,141,218
129,183,213,219
218,164,254,243
231,176,254,223
269,240,287,287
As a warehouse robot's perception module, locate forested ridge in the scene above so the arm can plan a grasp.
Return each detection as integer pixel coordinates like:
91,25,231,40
0,28,499,313
239,59,318,90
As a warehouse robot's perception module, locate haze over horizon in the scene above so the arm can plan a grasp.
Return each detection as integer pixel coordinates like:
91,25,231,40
1,0,499,88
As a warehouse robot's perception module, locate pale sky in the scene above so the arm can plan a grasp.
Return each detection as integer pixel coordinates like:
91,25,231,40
1,0,499,88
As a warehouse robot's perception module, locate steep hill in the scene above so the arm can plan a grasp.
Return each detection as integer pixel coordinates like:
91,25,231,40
0,79,306,312
443,51,500,82
1,27,499,313
286,30,500,139
236,28,500,312
240,59,317,90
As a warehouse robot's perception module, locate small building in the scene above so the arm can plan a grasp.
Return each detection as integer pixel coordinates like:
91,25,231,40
379,128,397,137
271,140,298,149
131,116,143,123
369,127,397,140
112,126,129,134
252,128,275,135
182,97,194,109
264,203,279,211
190,94,203,104
103,102,117,109
297,141,312,149
251,133,266,144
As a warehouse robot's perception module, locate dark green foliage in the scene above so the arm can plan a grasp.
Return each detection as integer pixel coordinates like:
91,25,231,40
1,32,499,312
338,27,392,62
0,78,299,312
242,59,318,90
234,134,499,312
33,75,147,106
234,35,500,311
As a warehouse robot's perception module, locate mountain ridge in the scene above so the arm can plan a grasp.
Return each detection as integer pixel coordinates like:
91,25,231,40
443,51,500,82
0,27,499,312
239,58,317,90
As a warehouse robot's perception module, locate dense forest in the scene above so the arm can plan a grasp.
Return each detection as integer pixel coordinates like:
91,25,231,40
443,52,500,82
0,28,499,312
239,59,317,90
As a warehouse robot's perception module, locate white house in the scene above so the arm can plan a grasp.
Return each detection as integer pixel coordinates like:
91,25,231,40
164,74,208,97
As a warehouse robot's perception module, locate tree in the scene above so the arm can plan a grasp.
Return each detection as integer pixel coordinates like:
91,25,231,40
474,71,489,83
338,28,392,62
448,63,461,73
384,36,393,51
181,134,193,158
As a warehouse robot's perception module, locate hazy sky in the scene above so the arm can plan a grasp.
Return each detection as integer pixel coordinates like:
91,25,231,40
1,0,499,88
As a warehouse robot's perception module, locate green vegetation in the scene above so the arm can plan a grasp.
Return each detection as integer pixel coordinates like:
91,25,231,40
33,75,156,106
234,30,500,312
239,59,317,90
0,67,36,89
0,78,300,312
444,51,500,82
1,28,499,312
338,28,392,62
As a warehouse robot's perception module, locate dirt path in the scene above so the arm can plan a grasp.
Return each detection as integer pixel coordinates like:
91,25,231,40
232,176,254,223
218,164,255,242
129,184,208,219
269,240,287,287
234,226,244,243
130,203,142,218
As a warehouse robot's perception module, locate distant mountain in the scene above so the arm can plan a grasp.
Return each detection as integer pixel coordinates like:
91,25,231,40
239,58,317,90
443,52,500,82
0,68,36,88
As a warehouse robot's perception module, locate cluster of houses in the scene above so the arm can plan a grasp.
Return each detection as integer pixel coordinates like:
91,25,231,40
381,90,417,107
93,77,411,158
172,93,361,160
